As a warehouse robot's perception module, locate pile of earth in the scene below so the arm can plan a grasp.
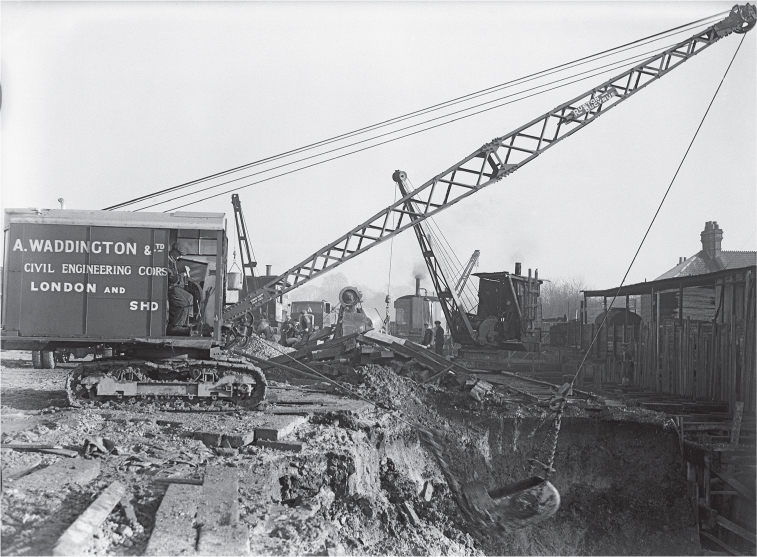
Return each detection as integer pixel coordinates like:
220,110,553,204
1,353,701,556
289,364,702,556
228,333,296,360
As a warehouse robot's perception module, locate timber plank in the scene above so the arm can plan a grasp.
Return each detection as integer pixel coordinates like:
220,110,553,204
4,457,43,481
254,415,307,442
197,524,250,556
196,466,250,556
711,470,756,502
145,483,200,556
53,480,126,556
257,333,361,369
14,459,100,491
197,466,239,527
715,515,756,545
730,402,745,445
700,530,744,556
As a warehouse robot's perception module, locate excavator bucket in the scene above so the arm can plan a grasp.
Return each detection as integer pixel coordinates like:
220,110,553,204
462,476,561,532
418,427,560,534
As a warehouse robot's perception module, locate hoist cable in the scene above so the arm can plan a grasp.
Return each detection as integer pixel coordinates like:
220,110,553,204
144,43,691,212
405,176,477,312
105,13,721,211
568,33,748,392
233,28,745,494
386,184,398,327
427,217,479,301
423,214,479,307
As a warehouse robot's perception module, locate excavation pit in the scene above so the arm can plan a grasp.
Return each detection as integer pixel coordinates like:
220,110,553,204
419,415,701,555
261,368,702,556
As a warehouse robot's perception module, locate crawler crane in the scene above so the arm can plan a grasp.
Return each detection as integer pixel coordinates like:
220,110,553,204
223,4,756,349
2,5,753,415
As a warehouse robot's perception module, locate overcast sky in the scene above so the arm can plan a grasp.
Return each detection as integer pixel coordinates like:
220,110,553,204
2,1,755,312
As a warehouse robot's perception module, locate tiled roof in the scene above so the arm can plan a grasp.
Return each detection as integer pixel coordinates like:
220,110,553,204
656,250,757,280
720,251,757,270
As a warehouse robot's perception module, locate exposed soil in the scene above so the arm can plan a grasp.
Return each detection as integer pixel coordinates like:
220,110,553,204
1,350,704,555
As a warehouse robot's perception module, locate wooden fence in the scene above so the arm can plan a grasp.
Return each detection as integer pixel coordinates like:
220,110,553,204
630,317,755,414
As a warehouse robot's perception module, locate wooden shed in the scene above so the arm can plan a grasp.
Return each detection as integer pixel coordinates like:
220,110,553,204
583,265,755,414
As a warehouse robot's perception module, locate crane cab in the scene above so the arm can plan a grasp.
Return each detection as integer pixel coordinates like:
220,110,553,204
1,208,228,364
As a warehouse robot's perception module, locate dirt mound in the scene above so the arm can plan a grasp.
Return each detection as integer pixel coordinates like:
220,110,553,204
1,353,701,556
307,364,700,555
230,334,296,360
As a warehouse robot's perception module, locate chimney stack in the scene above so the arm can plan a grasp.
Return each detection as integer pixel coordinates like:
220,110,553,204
266,264,272,276
701,221,723,259
415,276,421,297
514,262,522,275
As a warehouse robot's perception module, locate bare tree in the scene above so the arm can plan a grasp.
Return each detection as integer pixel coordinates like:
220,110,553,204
540,275,591,320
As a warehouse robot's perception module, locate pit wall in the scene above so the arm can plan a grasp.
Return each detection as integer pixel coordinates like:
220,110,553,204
358,417,699,555
427,416,702,555
267,416,701,555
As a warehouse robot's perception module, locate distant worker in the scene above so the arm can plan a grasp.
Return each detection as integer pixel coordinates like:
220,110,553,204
167,273,193,335
279,318,298,347
434,321,445,355
298,309,313,344
421,322,433,348
256,318,274,341
622,343,635,385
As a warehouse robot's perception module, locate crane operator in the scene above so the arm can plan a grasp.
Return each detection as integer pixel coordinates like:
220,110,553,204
167,242,194,335
167,273,193,335
168,243,186,281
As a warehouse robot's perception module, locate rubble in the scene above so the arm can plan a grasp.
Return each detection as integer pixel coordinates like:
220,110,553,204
1,349,710,556
229,333,296,360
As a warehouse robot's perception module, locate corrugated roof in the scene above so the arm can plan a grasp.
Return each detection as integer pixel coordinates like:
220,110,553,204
584,265,755,298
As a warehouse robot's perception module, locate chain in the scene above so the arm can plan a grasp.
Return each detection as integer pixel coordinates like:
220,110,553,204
543,401,565,480
528,398,566,479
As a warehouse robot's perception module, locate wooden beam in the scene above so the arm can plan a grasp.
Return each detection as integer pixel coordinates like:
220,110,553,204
196,467,250,556
699,530,744,556
145,483,200,556
422,364,455,384
153,477,204,486
716,514,756,545
241,352,324,381
711,470,756,502
53,481,126,556
3,457,42,480
14,459,100,492
730,401,744,445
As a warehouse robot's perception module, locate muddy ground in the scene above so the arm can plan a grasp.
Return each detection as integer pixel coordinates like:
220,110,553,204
1,349,705,556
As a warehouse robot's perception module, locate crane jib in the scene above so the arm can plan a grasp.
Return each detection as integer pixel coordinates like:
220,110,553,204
222,4,756,325
566,88,618,121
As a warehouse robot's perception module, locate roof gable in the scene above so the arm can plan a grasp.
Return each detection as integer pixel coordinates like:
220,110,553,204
656,250,757,280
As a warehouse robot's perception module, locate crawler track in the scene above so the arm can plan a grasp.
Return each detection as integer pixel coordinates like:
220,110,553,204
65,357,267,410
